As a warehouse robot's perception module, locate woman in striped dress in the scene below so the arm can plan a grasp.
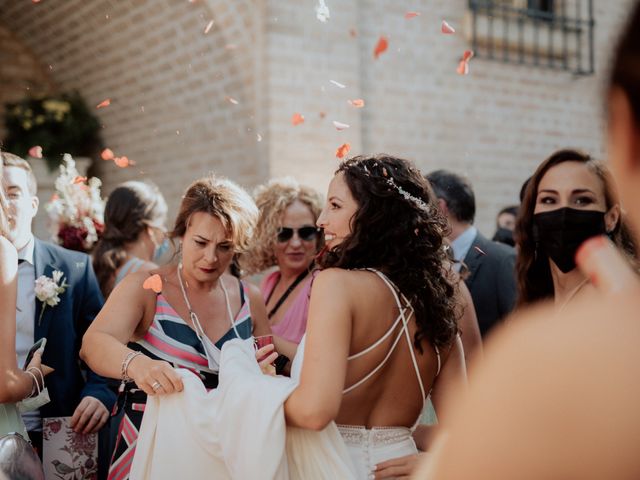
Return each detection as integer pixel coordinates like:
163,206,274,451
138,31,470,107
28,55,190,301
81,175,273,480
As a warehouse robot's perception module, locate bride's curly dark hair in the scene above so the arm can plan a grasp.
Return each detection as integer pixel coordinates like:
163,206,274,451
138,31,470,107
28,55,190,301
319,154,459,350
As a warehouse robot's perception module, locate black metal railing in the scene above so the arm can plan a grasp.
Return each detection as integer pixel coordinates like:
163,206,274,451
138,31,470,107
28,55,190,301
469,0,595,75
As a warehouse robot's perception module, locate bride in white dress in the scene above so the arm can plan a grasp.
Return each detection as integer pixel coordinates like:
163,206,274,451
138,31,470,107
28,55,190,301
283,155,466,478
129,155,465,479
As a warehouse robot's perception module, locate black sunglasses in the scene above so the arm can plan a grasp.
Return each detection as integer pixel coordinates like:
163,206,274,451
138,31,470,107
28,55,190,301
276,226,320,243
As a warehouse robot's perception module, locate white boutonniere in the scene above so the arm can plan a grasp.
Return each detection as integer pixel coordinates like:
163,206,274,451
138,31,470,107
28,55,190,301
34,270,68,325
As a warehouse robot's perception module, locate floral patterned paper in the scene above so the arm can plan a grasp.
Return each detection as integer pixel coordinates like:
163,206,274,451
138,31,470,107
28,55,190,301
43,417,98,480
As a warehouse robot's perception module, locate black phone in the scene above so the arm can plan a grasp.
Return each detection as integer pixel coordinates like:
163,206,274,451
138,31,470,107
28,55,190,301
23,338,47,369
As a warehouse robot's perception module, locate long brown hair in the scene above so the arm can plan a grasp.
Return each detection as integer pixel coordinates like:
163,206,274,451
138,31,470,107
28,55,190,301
0,157,8,237
93,181,167,297
515,149,636,307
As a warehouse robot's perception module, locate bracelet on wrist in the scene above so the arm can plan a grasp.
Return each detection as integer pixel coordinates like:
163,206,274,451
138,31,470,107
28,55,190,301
121,351,143,382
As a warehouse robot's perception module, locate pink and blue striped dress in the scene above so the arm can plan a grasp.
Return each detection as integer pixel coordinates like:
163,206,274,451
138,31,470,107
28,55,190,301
107,280,253,480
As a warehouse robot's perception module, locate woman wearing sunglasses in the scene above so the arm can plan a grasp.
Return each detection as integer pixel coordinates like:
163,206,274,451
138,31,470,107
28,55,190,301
242,178,324,365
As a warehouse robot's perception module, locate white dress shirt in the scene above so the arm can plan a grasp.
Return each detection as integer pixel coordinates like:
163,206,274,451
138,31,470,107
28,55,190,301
16,234,40,431
450,226,478,273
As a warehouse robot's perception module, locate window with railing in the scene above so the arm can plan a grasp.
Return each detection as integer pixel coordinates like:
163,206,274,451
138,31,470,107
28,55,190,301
466,0,595,75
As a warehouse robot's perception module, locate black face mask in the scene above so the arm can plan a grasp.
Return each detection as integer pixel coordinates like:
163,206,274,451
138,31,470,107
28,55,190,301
492,227,515,247
533,207,607,273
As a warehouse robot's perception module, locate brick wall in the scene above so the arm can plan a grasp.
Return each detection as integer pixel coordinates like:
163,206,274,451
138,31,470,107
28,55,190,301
1,0,635,236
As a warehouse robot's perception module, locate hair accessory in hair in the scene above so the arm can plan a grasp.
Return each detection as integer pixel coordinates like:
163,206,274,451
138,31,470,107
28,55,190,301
385,176,429,212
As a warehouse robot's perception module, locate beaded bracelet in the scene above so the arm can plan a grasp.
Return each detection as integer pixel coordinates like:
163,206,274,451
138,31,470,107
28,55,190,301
121,351,143,382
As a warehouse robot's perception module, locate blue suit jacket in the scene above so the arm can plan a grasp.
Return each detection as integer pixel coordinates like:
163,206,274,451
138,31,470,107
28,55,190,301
33,238,115,417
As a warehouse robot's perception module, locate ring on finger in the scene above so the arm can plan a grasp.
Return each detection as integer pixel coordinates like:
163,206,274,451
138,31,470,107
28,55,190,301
151,381,162,391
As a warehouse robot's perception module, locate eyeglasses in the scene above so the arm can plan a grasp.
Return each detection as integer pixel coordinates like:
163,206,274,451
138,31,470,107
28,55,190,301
276,226,320,243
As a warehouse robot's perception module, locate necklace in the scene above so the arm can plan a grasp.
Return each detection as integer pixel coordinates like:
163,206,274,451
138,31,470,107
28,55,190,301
176,263,240,340
557,278,589,312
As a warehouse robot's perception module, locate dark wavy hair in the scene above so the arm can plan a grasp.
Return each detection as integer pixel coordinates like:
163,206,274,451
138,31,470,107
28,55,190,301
92,181,167,297
319,154,459,350
515,149,637,307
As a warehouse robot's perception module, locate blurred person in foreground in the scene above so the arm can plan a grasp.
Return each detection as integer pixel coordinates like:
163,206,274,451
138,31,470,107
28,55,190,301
414,3,640,478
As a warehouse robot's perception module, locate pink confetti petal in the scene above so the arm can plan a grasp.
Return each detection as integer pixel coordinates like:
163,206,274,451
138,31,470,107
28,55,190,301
28,146,43,158
463,50,474,62
332,120,350,131
114,156,134,168
291,113,305,126
330,80,346,89
474,246,486,256
348,98,365,108
405,12,421,19
226,97,239,105
441,20,456,34
72,176,87,185
101,148,114,161
96,98,111,109
373,36,389,59
456,60,469,75
336,143,351,159
204,20,214,34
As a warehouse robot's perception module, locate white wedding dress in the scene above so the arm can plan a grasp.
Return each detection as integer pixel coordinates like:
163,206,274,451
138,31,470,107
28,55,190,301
130,269,436,479
293,269,441,478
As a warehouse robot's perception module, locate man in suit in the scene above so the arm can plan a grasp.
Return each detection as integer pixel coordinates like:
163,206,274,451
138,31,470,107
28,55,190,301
2,152,114,453
426,170,517,337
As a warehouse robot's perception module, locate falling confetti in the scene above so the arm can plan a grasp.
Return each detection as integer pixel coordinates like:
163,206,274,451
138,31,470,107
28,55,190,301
143,274,163,293
101,148,115,161
332,121,350,131
319,111,326,119
204,20,214,34
457,50,474,75
256,133,262,142
348,99,365,108
72,176,87,185
330,80,346,89
336,143,351,159
96,98,111,109
114,156,134,168
32,0,41,3
28,146,43,158
315,0,330,23
349,28,357,38
474,246,486,256
227,97,239,105
405,12,420,19
291,113,305,126
373,36,389,59
441,20,456,34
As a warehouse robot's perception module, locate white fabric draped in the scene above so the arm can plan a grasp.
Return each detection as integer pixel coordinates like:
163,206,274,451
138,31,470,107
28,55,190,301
130,339,356,480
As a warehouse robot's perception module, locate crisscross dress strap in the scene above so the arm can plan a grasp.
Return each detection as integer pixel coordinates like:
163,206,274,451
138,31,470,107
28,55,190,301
342,269,427,410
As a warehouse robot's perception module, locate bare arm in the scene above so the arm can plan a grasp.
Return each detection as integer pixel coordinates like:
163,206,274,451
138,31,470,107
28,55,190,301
244,280,271,337
284,269,352,430
430,335,467,427
0,237,34,402
80,271,183,396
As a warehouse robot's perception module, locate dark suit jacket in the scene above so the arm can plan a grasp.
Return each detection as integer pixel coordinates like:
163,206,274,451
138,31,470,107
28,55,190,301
32,238,115,418
462,232,517,337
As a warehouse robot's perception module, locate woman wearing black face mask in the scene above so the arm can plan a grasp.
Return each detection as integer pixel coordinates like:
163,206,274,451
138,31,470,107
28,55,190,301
515,149,636,309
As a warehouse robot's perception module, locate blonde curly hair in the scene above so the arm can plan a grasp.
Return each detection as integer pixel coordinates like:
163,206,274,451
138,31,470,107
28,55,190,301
240,177,324,275
170,174,258,254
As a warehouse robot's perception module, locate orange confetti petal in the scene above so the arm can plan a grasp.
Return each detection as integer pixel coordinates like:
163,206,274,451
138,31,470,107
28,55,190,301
143,274,163,293
348,98,365,108
336,143,351,159
319,111,326,119
291,113,305,126
373,36,389,59
456,59,469,75
101,148,115,160
96,98,111,109
28,146,43,158
114,156,133,168
405,12,421,19
463,50,474,62
349,28,357,38
72,176,87,185
441,20,456,34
